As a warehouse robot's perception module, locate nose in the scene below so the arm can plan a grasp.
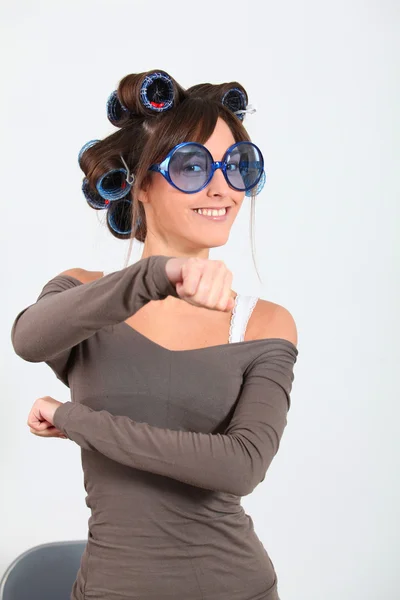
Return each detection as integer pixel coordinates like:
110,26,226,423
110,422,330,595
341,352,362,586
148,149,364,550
206,163,231,197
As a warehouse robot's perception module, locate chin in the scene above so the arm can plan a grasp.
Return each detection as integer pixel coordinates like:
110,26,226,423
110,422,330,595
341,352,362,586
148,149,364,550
191,232,231,248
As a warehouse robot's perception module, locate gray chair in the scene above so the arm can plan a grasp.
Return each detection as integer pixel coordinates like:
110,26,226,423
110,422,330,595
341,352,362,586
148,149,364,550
0,540,86,600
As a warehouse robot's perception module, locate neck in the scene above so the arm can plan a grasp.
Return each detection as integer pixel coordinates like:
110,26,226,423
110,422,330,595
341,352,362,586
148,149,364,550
140,240,210,261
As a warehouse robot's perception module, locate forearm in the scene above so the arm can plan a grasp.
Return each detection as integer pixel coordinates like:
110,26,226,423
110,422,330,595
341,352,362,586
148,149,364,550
11,255,177,362
53,383,287,498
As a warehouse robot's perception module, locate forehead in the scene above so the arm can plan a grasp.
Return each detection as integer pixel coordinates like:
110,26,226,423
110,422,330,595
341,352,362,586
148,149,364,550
202,118,236,159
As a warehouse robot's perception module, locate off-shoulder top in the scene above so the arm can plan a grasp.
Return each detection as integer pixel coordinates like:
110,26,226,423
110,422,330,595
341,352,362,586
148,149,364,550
11,255,298,600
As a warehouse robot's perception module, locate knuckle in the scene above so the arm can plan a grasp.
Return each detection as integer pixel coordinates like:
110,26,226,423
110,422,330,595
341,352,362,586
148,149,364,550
188,257,202,266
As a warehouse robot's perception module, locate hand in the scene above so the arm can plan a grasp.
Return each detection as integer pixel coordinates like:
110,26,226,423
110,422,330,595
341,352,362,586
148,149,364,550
165,257,235,312
27,396,67,439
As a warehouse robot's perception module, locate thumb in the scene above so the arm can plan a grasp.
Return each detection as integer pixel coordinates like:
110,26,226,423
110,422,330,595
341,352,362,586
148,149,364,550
33,420,52,431
165,257,187,285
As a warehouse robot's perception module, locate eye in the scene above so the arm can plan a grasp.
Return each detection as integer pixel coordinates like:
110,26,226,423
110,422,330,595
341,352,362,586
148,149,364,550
226,162,239,171
183,164,203,173
181,161,208,176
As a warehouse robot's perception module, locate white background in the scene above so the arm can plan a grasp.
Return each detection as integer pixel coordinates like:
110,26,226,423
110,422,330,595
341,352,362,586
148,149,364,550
1,1,399,599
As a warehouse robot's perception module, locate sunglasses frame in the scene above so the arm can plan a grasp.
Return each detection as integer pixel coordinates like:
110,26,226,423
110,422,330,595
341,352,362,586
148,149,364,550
148,141,264,194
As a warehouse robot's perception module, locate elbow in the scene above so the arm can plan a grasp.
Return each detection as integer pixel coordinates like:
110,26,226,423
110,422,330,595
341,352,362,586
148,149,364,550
11,313,42,363
234,466,270,497
228,433,276,497
232,473,263,498
11,339,41,363
224,474,261,497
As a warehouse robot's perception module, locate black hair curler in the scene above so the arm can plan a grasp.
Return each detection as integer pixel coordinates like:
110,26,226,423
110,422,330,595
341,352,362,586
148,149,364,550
139,71,175,112
82,178,110,209
107,198,141,235
106,90,131,127
221,87,248,121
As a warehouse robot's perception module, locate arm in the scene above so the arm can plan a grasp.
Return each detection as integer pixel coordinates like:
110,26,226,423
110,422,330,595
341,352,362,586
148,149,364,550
11,255,177,361
53,342,298,497
10,255,178,384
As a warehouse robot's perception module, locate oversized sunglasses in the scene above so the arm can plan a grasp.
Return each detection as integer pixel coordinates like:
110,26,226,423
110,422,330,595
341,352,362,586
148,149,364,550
148,141,264,194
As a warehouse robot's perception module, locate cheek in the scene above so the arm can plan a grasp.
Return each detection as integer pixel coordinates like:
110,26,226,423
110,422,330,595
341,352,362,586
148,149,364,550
149,177,190,219
236,191,246,204
230,190,246,211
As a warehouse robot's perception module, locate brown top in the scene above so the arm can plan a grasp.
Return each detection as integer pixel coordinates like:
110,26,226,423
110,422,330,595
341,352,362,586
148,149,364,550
11,255,298,600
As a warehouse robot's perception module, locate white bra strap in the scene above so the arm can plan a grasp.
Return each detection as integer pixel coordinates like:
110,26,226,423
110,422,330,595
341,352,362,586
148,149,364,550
229,294,259,344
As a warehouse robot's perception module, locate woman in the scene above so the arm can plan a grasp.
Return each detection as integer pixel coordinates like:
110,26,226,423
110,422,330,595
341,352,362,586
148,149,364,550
11,70,298,600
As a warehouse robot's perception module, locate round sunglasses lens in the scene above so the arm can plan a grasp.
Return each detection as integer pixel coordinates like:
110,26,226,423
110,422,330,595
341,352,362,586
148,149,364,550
226,143,263,190
169,144,211,192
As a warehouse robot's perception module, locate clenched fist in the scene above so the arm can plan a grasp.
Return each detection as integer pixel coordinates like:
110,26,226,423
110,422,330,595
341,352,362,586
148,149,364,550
165,257,235,312
27,396,67,439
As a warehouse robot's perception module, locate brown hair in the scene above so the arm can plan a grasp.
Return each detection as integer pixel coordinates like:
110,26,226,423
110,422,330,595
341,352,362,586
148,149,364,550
79,69,261,281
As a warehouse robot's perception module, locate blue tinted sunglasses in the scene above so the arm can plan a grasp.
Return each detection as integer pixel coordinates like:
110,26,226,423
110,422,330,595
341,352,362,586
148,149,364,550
148,141,264,194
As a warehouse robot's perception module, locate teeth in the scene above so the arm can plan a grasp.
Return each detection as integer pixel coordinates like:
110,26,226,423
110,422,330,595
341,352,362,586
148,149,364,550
193,207,227,216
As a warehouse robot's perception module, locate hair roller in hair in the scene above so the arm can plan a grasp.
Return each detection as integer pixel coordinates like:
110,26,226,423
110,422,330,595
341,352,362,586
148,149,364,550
78,140,101,168
221,87,247,121
82,178,110,209
140,71,174,112
107,198,133,235
107,90,131,127
245,170,266,197
96,168,132,201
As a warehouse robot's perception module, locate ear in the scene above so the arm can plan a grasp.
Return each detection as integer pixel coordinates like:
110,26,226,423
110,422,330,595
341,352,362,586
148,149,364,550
137,174,152,205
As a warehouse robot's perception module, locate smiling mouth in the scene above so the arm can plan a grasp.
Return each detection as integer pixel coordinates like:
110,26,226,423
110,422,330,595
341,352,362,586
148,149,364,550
191,206,231,213
191,206,231,220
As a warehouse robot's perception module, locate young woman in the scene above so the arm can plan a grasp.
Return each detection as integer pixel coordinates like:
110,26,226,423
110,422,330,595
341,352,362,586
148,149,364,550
12,70,298,600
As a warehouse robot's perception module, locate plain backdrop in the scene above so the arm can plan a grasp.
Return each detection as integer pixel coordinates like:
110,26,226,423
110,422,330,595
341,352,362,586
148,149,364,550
1,1,399,599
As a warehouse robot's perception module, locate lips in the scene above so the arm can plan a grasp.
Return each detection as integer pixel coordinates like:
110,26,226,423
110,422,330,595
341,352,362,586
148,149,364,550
191,207,231,221
192,206,232,211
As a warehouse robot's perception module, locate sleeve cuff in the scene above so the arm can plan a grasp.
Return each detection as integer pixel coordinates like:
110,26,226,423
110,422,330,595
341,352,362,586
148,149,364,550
53,401,77,433
152,255,180,300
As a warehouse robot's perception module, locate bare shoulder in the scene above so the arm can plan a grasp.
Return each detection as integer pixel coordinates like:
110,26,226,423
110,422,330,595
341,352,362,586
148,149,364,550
58,268,104,284
252,298,298,347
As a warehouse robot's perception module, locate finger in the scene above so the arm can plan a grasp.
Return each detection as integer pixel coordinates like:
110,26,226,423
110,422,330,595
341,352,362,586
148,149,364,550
30,427,66,438
215,270,234,312
27,407,47,428
35,420,52,431
29,419,53,432
179,258,203,297
43,426,59,435
211,263,232,309
197,262,228,309
30,426,53,436
196,262,224,308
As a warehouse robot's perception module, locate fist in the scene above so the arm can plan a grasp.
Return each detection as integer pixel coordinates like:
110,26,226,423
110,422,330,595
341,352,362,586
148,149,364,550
165,257,235,312
27,396,67,439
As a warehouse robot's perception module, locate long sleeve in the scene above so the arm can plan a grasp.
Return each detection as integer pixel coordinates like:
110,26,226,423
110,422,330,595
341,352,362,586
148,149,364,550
10,255,178,385
53,342,298,497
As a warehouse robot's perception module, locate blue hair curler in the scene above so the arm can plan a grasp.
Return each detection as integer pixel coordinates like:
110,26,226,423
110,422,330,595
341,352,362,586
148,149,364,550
140,71,174,112
107,198,141,235
245,170,266,197
96,168,132,201
78,139,101,167
82,178,110,209
222,87,248,121
107,90,131,127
